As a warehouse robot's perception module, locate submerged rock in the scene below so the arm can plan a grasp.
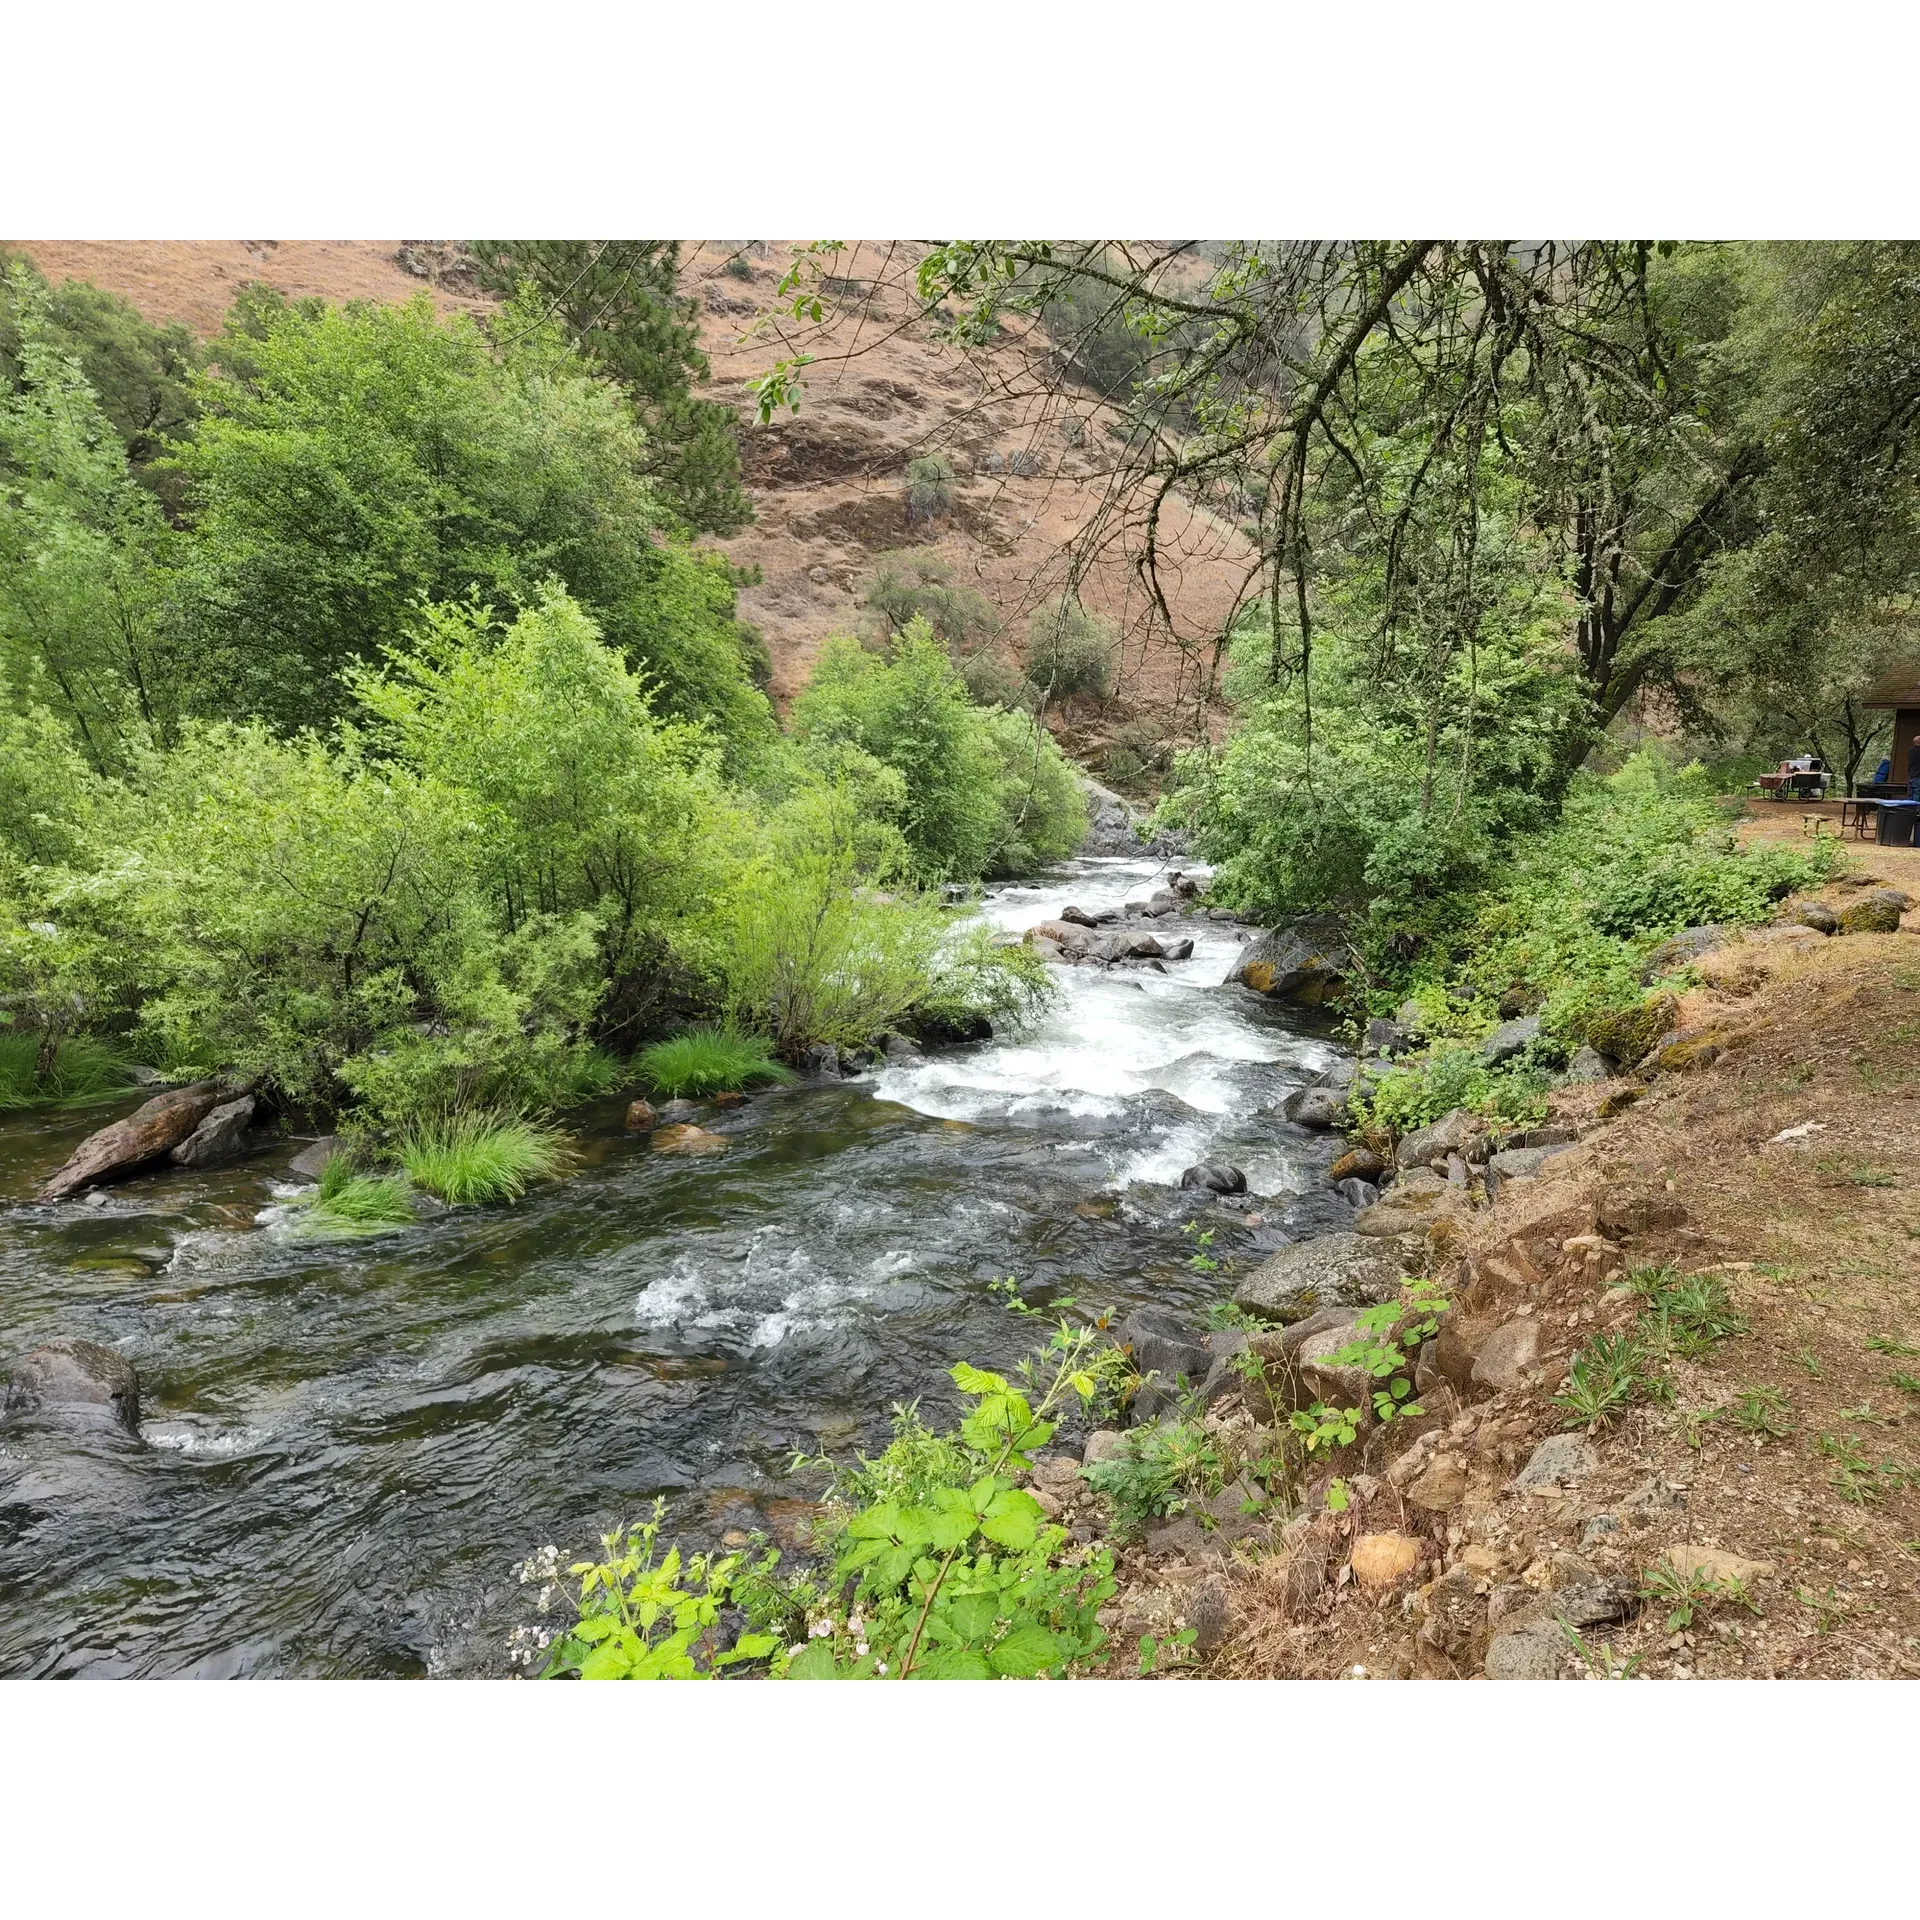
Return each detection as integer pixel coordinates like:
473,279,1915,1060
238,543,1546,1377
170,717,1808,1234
650,1124,730,1157
5,1339,140,1434
38,1080,229,1200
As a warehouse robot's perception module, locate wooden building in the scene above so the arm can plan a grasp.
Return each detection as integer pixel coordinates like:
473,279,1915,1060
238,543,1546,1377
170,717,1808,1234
1861,664,1920,797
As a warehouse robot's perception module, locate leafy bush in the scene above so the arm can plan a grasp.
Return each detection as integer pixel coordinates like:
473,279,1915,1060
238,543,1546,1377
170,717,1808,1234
1081,1419,1223,1543
904,453,956,524
863,551,997,656
636,1027,794,1098
1355,1043,1550,1133
539,1318,1131,1680
792,618,1085,881
397,1113,572,1206
1026,600,1116,703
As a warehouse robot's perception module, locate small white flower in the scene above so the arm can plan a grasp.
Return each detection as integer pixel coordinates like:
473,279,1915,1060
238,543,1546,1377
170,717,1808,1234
875,1662,887,1675
855,1641,869,1657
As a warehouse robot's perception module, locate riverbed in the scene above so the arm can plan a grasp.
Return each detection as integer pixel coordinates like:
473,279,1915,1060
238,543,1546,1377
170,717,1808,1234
0,856,1351,1676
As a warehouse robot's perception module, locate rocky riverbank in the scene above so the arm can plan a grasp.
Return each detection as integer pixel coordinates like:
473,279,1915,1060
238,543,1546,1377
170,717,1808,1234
1002,869,1920,1680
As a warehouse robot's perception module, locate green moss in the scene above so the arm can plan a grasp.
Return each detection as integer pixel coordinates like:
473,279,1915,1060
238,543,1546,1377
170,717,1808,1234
1585,993,1679,1067
1838,898,1902,935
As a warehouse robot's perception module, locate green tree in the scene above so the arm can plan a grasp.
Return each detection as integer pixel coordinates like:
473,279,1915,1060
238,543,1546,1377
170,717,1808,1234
468,241,751,535
0,264,180,766
170,289,772,749
0,249,200,476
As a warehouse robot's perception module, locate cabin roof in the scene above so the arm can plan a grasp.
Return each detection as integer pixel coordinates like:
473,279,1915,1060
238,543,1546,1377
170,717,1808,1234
1861,663,1920,709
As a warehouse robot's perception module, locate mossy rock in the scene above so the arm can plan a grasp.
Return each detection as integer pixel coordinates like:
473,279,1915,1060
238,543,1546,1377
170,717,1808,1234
1838,896,1902,935
1648,1029,1727,1073
1584,993,1679,1068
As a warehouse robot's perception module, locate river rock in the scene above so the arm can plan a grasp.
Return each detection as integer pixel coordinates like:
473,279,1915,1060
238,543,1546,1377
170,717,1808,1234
1058,904,1116,927
1285,1086,1350,1129
624,1099,659,1131
1786,900,1838,934
169,1095,257,1169
1470,1319,1541,1392
1122,1308,1212,1389
1227,917,1347,1005
1840,894,1903,933
1365,1017,1414,1057
1397,1107,1488,1169
37,1080,228,1200
1564,1045,1612,1083
656,1098,702,1122
1232,1232,1408,1323
1663,1542,1772,1587
1082,1430,1127,1467
801,1042,842,1076
1328,1145,1386,1185
1336,1177,1380,1210
1484,1622,1567,1679
1179,1163,1246,1195
287,1136,343,1180
1481,1015,1542,1065
650,1124,730,1157
1585,993,1679,1067
5,1338,140,1433
1161,937,1194,962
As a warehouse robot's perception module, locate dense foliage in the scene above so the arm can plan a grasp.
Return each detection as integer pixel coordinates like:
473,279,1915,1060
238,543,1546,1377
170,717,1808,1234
0,259,1074,1140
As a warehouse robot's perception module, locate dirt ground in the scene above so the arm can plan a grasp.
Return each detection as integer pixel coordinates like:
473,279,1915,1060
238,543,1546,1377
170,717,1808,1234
1128,851,1920,1681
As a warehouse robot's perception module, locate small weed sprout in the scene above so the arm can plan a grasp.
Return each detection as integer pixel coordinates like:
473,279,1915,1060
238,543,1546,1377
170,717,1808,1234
1732,1385,1793,1440
1560,1619,1642,1679
1638,1560,1724,1634
1868,1334,1920,1357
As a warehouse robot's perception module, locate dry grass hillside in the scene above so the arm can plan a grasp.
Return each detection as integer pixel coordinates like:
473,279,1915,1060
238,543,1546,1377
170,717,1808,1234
6,238,1250,761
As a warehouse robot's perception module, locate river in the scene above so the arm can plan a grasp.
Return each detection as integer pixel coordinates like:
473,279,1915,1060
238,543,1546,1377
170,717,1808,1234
0,855,1350,1676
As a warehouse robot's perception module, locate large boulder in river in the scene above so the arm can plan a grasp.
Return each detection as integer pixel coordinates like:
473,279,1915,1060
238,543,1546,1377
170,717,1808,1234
5,1339,140,1434
37,1080,229,1201
1227,917,1347,1005
1180,1163,1247,1194
1232,1232,1411,1324
169,1094,258,1169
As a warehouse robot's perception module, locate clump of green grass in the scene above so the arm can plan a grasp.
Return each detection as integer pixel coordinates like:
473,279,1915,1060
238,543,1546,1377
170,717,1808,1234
1554,1265,1746,1430
636,1028,795,1099
293,1157,417,1237
398,1113,572,1206
0,1031,134,1111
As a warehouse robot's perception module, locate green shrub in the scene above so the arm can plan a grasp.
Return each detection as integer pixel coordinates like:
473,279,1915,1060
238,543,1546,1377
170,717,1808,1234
0,1031,132,1111
636,1027,794,1098
398,1113,572,1206
904,453,956,524
863,552,997,655
1355,1042,1550,1133
1081,1420,1223,1543
1026,600,1116,702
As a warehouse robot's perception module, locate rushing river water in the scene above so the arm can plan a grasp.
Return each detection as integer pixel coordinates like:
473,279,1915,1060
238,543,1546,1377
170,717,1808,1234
0,856,1353,1677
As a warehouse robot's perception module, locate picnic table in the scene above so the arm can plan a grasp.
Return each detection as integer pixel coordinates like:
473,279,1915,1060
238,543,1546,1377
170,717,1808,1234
1841,797,1881,839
